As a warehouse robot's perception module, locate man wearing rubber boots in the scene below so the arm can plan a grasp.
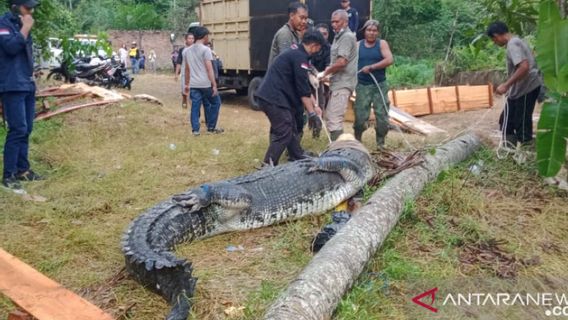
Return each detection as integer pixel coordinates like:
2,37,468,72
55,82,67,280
255,30,325,166
320,9,358,141
0,0,43,192
354,20,394,149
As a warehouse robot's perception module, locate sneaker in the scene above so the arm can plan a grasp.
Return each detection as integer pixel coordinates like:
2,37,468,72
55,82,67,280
16,170,44,181
207,128,224,134
2,176,23,191
192,131,200,136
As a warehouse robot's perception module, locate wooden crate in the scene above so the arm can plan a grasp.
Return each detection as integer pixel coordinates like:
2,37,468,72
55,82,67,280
393,88,431,116
458,84,494,111
430,86,459,114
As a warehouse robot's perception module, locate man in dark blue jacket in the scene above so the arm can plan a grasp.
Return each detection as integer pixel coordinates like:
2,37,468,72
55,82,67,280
0,0,41,191
255,30,325,166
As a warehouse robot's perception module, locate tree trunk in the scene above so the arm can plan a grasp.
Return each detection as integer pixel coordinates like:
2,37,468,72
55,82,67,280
264,133,482,320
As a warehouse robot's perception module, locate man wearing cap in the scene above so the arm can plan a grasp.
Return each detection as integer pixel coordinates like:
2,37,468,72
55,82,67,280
129,41,140,74
0,0,43,191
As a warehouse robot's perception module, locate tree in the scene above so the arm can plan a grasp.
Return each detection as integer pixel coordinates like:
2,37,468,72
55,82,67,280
0,0,78,53
373,0,485,59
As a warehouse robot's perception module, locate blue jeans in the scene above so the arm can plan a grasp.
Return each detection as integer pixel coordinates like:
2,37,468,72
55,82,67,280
2,91,35,179
130,58,139,74
189,88,221,132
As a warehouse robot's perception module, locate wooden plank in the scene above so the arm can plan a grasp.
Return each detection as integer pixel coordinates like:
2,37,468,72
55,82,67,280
427,87,434,115
390,106,447,136
35,99,122,121
0,248,114,320
488,82,494,107
36,91,84,98
391,89,398,107
393,88,431,116
455,86,461,111
430,86,458,114
8,309,33,320
458,85,492,110
53,92,90,107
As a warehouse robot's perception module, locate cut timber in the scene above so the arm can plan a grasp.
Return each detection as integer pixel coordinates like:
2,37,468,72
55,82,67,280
35,99,122,121
345,96,446,136
395,88,431,116
344,84,492,118
58,83,124,101
53,92,91,106
458,85,492,110
390,106,447,136
0,248,114,320
264,133,482,320
133,94,163,106
36,91,84,98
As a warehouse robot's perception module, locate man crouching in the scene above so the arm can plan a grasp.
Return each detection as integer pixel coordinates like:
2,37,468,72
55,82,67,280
255,30,325,166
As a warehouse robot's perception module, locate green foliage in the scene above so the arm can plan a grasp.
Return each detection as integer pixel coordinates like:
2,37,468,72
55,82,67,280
536,0,568,177
374,0,485,59
0,0,78,54
59,33,112,71
388,57,435,89
536,94,568,176
447,43,505,72
476,0,540,36
67,0,199,34
113,3,164,30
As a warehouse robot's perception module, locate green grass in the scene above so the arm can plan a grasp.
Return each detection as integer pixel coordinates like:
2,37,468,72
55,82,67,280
331,147,567,319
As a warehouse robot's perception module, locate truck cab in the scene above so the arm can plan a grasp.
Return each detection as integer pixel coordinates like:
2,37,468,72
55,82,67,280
199,0,371,110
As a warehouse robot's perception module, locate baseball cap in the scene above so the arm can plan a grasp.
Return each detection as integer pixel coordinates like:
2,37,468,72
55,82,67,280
10,0,39,8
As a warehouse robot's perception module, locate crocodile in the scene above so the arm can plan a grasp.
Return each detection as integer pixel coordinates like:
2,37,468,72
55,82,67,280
121,136,375,320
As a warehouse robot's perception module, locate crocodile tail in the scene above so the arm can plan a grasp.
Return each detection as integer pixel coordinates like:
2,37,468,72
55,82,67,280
122,200,208,319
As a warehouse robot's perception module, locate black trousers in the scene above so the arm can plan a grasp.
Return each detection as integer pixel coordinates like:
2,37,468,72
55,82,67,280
499,86,540,144
261,100,305,165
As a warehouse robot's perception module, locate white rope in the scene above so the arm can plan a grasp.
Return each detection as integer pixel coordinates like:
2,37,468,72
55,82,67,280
367,72,416,151
314,89,332,144
358,69,528,163
494,95,529,163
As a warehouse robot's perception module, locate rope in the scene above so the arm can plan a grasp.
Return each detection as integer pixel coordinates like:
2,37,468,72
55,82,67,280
352,69,528,163
367,72,416,151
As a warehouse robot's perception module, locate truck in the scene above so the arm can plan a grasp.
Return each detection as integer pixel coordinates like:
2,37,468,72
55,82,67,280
199,0,372,110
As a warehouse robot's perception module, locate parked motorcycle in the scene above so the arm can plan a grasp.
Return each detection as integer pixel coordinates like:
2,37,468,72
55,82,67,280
47,56,133,90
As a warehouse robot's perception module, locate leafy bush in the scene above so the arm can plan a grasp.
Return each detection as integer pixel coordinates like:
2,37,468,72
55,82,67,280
387,57,435,89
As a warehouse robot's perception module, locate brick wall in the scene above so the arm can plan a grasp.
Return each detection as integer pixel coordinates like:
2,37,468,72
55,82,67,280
108,30,186,71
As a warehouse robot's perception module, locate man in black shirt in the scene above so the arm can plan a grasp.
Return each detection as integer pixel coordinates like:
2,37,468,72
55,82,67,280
255,30,325,165
312,23,331,112
340,0,359,33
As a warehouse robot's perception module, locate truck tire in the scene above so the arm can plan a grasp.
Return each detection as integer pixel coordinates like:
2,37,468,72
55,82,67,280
248,77,263,111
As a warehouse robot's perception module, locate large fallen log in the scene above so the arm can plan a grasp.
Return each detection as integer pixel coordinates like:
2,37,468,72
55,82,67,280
264,133,481,320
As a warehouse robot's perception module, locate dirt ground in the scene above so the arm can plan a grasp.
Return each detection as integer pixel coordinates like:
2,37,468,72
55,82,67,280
131,73,508,148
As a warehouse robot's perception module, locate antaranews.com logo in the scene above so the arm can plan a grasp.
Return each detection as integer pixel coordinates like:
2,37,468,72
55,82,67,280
412,288,568,317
